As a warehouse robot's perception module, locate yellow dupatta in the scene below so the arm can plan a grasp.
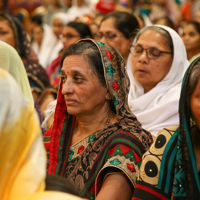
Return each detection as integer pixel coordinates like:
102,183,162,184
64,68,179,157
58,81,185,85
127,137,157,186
0,41,34,106
0,68,84,200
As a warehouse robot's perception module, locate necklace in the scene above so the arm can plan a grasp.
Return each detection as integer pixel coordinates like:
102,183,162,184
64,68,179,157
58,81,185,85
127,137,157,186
106,112,113,127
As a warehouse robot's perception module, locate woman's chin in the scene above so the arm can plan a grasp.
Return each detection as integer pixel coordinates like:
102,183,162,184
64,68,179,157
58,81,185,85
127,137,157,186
66,108,79,116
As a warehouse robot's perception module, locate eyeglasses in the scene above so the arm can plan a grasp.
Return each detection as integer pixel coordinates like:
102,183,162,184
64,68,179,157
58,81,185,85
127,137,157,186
97,32,124,40
130,45,172,59
59,34,80,40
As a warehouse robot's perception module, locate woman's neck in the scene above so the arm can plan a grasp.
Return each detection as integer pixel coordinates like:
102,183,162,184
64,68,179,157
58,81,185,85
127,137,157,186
187,49,200,61
77,110,113,135
71,108,117,145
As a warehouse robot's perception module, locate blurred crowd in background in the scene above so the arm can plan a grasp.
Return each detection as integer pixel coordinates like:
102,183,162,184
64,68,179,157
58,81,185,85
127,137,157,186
1,0,200,67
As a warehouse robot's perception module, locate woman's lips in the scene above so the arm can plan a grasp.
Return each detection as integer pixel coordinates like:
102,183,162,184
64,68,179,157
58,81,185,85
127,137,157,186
136,69,148,75
65,99,77,105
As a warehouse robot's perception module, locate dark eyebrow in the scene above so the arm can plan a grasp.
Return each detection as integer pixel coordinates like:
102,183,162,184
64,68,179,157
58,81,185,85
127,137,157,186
99,31,117,34
71,70,83,75
134,43,143,47
60,69,84,76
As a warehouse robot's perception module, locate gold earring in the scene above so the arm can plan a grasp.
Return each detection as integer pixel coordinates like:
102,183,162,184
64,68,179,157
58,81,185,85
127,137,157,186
106,94,111,100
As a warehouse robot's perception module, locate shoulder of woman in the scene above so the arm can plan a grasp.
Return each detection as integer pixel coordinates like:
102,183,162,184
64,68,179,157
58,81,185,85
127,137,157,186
150,125,178,151
157,126,178,137
135,126,179,188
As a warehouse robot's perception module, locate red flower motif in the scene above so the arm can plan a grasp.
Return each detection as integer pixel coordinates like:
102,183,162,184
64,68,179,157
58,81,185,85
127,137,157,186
77,145,85,154
127,163,136,172
106,51,114,60
112,81,120,91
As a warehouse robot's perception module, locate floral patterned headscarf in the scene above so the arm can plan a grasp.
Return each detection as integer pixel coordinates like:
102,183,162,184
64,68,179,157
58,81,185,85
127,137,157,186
80,39,152,147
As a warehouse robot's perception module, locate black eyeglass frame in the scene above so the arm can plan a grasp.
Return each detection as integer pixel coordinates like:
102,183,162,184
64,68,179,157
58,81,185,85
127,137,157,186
130,45,173,59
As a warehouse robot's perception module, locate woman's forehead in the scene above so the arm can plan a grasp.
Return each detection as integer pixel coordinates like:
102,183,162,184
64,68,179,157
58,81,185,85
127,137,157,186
0,18,12,28
62,55,92,71
136,30,169,48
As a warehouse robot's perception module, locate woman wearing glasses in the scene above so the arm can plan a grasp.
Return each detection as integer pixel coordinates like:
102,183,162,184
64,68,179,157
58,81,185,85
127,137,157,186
99,11,139,64
132,56,200,200
127,25,189,137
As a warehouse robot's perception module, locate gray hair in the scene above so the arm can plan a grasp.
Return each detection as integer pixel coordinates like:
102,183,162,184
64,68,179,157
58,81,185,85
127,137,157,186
135,26,174,58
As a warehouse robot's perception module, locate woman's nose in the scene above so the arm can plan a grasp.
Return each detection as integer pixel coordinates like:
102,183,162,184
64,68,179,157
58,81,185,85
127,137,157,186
138,49,149,63
62,80,74,95
62,38,66,46
99,35,107,44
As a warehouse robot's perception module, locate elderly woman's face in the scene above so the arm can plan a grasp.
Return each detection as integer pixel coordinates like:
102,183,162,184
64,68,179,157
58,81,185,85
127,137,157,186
131,30,173,93
99,17,133,62
61,55,108,116
0,20,15,48
190,76,200,129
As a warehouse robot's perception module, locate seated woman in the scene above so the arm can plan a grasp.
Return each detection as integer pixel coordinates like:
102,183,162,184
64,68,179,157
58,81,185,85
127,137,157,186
99,11,140,64
127,25,189,137
132,56,200,199
0,13,57,117
0,68,83,200
43,39,153,199
33,12,69,69
181,21,200,63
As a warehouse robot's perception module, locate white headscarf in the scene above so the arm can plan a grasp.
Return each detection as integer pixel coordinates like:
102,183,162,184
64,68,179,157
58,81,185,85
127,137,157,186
32,23,58,68
140,14,152,27
32,12,70,68
127,25,189,136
